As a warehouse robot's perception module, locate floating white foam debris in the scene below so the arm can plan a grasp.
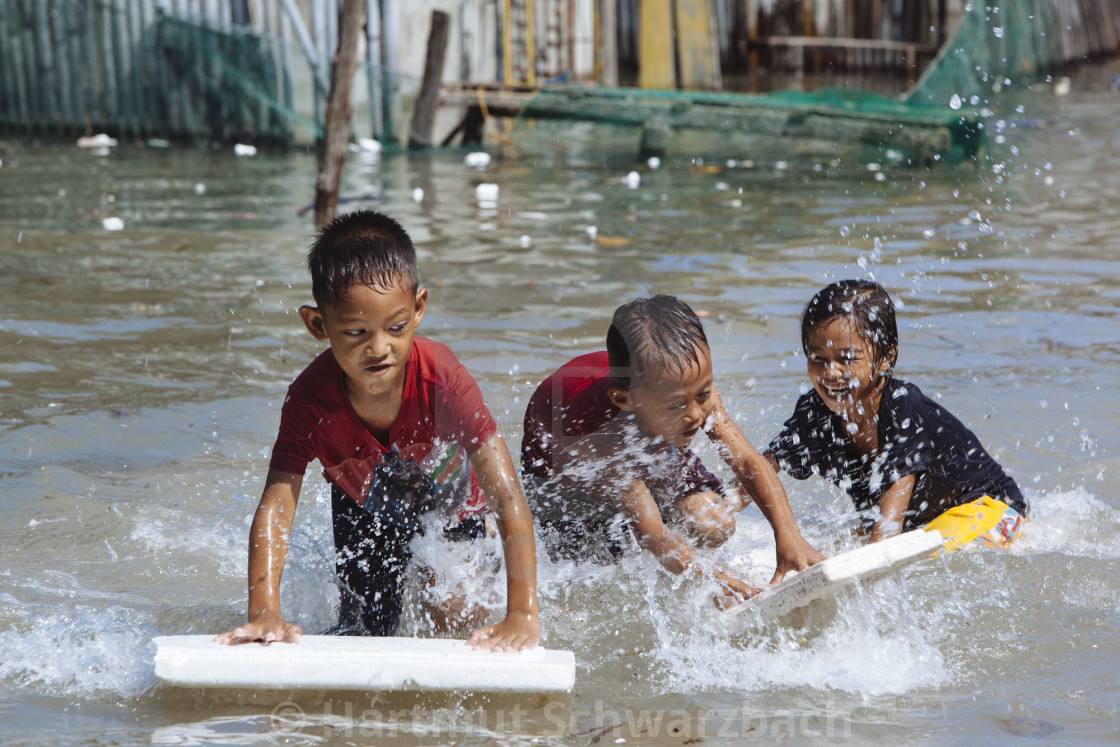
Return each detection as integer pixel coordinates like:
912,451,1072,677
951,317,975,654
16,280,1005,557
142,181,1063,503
1054,76,1071,96
775,160,788,171
875,172,887,182
519,235,531,248
646,156,661,169
715,181,729,191
194,183,206,195
475,183,499,204
233,143,257,157
358,138,382,154
102,217,124,231
465,151,491,168
77,134,118,149
866,162,882,172
412,187,424,203
585,225,598,240
624,171,641,189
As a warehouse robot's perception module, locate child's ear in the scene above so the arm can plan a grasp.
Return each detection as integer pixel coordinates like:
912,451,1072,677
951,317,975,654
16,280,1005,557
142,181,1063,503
883,345,898,370
298,305,329,341
608,386,634,412
877,345,898,380
413,287,428,327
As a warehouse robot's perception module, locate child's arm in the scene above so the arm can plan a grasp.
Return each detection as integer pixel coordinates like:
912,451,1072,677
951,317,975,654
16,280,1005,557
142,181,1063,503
704,390,825,583
214,470,304,645
618,478,760,605
870,474,915,543
464,434,541,651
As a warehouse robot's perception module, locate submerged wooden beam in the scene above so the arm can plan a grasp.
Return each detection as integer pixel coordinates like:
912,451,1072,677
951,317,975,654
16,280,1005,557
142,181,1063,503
440,83,986,163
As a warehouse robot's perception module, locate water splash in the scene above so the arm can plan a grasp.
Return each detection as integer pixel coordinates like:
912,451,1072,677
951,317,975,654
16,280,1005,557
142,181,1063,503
0,606,156,699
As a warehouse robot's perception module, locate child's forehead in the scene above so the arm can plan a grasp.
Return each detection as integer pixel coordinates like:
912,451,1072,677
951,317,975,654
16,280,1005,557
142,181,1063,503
328,280,417,313
634,350,713,392
810,316,873,347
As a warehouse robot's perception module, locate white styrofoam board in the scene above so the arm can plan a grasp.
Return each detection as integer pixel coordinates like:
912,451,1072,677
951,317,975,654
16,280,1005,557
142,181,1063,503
729,528,944,620
153,635,576,693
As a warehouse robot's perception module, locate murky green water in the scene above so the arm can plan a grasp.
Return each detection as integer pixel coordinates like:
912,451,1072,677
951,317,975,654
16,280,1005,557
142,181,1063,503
2,60,1119,745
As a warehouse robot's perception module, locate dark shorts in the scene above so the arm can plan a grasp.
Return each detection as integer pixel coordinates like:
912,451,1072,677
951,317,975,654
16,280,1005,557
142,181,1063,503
329,487,484,636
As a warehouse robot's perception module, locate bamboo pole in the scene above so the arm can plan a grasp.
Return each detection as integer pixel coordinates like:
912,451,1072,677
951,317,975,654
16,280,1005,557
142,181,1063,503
33,0,59,129
51,0,75,132
18,1,37,130
366,0,383,139
381,0,398,143
0,2,15,131
599,0,618,85
314,0,365,226
502,0,513,83
526,0,536,85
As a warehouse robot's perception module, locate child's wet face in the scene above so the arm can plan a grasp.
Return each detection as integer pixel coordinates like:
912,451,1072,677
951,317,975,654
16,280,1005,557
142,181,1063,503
805,316,885,420
622,348,715,450
302,278,426,404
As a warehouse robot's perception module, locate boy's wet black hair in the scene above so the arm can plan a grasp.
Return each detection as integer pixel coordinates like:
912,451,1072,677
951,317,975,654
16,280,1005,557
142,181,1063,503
607,295,709,389
801,279,898,369
307,210,420,307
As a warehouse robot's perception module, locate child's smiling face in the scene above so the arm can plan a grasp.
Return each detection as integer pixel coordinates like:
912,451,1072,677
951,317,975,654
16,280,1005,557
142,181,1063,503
299,277,427,405
805,316,893,421
611,347,716,450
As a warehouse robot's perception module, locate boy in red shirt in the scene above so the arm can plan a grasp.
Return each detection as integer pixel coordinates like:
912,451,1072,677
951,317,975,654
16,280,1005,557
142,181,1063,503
521,295,823,605
218,210,538,650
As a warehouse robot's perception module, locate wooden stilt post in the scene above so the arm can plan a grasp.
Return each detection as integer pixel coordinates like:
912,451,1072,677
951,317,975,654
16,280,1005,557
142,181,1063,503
409,10,450,149
599,0,618,86
314,0,365,227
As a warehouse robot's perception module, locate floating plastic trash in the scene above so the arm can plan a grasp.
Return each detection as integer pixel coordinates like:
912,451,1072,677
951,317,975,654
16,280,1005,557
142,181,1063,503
358,138,382,154
465,152,491,168
412,187,424,203
102,217,124,231
647,156,661,169
519,235,531,248
194,183,206,195
233,144,257,157
476,183,499,203
624,171,641,189
77,134,117,149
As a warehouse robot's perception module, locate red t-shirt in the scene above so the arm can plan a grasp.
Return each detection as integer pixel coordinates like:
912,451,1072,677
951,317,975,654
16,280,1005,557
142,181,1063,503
520,351,619,478
270,337,497,521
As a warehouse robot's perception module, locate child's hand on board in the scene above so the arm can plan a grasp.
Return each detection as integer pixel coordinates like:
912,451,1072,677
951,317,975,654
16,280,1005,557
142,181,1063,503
466,613,540,652
712,568,761,610
214,618,302,645
771,533,826,584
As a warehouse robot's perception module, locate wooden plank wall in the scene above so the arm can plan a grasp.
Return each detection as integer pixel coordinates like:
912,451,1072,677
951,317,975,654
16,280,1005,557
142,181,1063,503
3,0,1119,141
614,0,1120,83
0,0,308,140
